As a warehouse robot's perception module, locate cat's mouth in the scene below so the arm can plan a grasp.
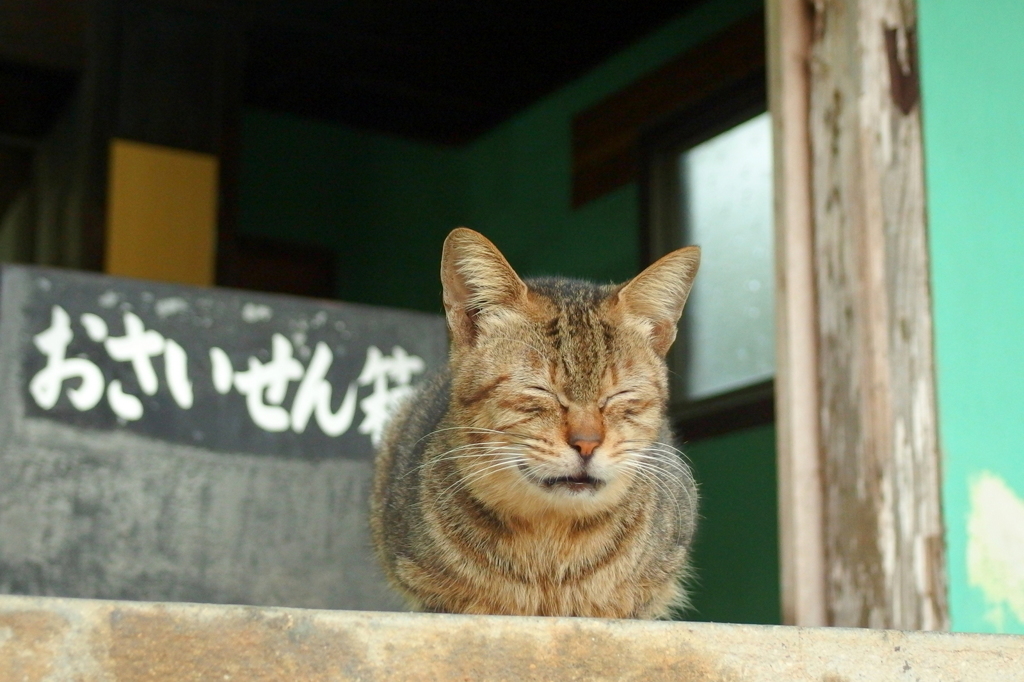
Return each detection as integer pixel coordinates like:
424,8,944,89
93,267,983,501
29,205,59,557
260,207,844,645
541,474,605,493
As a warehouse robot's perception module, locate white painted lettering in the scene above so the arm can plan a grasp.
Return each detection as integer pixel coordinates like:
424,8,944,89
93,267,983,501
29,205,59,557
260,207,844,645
232,333,304,432
209,347,234,395
107,379,143,421
163,339,193,409
356,345,425,445
290,342,358,436
29,306,105,411
104,312,165,396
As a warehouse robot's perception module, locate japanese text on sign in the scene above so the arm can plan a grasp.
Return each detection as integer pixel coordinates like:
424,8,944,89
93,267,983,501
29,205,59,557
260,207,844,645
29,305,425,445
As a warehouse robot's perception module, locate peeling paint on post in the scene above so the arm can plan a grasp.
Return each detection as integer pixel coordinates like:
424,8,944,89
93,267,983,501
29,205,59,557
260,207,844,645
807,0,948,629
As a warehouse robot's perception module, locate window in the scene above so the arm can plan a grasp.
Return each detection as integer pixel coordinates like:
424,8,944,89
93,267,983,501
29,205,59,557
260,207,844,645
642,83,774,439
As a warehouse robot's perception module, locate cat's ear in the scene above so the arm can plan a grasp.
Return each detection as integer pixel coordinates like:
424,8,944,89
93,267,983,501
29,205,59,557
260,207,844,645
441,228,528,346
615,246,700,356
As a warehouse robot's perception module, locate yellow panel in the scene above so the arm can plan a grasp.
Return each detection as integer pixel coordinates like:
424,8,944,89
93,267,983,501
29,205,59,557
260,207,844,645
105,139,218,286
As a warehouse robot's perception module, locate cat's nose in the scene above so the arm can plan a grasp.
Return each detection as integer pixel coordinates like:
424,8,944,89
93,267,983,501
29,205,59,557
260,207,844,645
570,435,602,459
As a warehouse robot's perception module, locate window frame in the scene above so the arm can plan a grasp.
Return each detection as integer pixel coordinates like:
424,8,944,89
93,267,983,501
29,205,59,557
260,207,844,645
638,75,774,442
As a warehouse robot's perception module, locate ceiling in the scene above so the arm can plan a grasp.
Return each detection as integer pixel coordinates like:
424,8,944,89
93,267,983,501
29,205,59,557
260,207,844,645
1,0,702,146
242,0,703,144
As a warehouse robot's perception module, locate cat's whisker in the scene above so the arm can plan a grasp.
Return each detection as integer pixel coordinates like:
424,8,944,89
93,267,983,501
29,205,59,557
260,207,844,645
419,426,519,441
616,462,670,507
620,444,689,464
616,451,697,507
435,456,526,501
619,449,695,484
408,442,527,475
620,439,687,454
424,441,509,457
616,453,681,486
403,441,508,460
419,426,549,455
620,457,695,492
431,449,527,470
625,465,697,517
620,439,695,465
431,442,515,457
622,465,679,510
401,447,527,480
617,460,690,526
417,425,539,447
643,447,694,468
433,447,526,462
436,463,501,500
648,442,696,469
624,458,694,489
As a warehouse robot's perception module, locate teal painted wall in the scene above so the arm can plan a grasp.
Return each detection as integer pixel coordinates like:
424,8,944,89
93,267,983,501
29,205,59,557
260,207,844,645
240,0,762,310
239,115,465,312
683,424,779,624
920,0,1024,634
239,0,777,625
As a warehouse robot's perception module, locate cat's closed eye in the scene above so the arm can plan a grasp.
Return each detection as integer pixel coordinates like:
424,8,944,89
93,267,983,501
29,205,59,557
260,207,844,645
517,402,549,415
508,387,555,415
525,385,566,407
599,390,634,409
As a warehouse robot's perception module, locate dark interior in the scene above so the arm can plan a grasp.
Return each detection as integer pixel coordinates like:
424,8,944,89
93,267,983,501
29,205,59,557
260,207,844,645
1,0,702,147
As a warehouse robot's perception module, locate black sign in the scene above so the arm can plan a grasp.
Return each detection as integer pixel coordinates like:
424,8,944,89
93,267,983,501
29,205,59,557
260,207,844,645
0,264,447,610
10,267,448,461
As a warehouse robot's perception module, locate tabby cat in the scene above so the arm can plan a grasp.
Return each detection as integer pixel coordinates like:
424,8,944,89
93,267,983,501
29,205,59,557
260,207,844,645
370,228,700,619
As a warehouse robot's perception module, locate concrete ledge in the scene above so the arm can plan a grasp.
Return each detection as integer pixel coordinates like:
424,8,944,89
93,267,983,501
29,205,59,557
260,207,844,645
1,595,1022,681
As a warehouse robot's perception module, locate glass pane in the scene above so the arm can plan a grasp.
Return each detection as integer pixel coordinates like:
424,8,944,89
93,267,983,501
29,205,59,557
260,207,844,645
681,112,774,400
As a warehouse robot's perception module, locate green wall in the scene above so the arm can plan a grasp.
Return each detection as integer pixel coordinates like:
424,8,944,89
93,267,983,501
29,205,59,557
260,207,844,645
240,0,762,311
239,0,777,626
682,424,779,624
239,116,465,312
920,0,1024,634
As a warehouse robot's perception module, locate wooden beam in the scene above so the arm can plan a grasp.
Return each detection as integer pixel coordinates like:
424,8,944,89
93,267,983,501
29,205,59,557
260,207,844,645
2,595,1019,680
799,0,947,629
767,0,827,627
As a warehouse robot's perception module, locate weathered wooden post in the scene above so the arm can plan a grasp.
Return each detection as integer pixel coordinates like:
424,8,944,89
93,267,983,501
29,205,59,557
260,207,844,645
769,0,948,629
768,0,826,628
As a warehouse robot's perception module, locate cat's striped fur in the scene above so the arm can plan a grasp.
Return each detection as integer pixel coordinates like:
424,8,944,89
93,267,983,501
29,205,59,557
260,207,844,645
370,228,700,618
